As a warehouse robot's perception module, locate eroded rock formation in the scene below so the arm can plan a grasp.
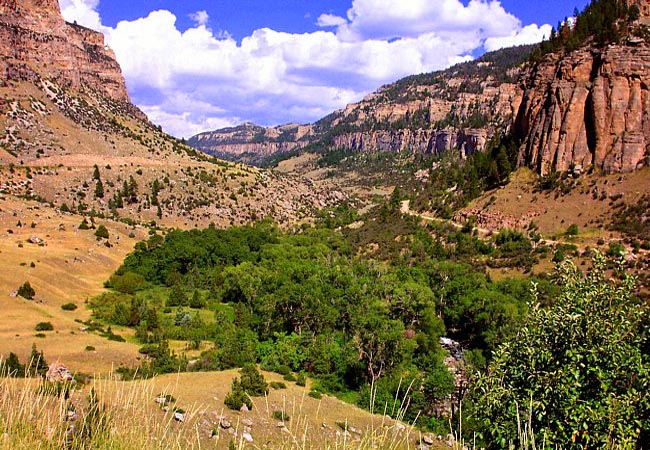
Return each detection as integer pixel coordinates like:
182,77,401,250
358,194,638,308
0,0,130,102
516,44,650,174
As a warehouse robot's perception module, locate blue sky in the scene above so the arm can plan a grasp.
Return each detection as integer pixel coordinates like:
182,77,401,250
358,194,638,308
60,0,590,138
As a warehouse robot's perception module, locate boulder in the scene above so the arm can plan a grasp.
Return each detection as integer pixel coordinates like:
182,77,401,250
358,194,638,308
45,362,74,383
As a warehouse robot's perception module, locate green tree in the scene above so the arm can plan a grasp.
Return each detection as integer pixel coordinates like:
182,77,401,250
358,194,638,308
189,290,205,309
2,352,23,377
17,281,36,300
92,164,101,181
473,254,649,448
224,378,252,411
239,364,268,396
28,344,48,377
95,224,109,240
94,179,104,199
167,284,188,307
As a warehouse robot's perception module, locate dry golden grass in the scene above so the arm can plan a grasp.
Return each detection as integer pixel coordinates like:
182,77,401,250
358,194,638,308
465,167,650,241
0,196,145,373
0,369,447,450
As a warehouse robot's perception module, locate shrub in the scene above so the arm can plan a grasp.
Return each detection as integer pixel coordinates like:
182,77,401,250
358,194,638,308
270,381,286,390
17,281,35,300
239,364,268,396
308,390,322,399
272,410,290,422
283,374,296,382
61,303,78,311
565,223,579,236
95,224,109,240
35,322,53,331
85,345,95,351
224,379,252,411
296,372,306,387
473,254,650,448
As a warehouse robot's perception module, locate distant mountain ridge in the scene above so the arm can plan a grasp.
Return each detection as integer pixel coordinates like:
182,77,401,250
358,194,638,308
190,1,650,174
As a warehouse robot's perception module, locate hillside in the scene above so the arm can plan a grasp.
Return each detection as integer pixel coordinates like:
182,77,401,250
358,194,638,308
0,0,344,374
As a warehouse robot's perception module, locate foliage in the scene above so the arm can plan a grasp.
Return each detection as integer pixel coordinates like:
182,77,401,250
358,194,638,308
533,0,634,60
239,364,268,396
95,224,109,240
35,322,54,331
17,281,36,300
473,254,649,448
224,378,253,411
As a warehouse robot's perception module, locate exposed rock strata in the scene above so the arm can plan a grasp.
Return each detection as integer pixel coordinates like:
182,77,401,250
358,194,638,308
516,44,650,174
0,0,130,103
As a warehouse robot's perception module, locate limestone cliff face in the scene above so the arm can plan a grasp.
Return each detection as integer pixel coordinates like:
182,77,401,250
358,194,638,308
189,46,530,164
516,43,650,174
331,128,489,157
0,0,130,103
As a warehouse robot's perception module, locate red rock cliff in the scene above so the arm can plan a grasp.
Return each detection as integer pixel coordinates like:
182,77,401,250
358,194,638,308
0,0,130,103
515,43,650,174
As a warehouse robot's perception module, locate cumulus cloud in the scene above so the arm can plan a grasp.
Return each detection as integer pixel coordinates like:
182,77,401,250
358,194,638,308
316,14,347,27
61,0,552,138
59,0,105,32
484,23,552,52
188,10,210,27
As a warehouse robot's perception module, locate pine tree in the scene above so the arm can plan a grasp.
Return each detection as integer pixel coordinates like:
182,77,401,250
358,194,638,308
95,179,104,199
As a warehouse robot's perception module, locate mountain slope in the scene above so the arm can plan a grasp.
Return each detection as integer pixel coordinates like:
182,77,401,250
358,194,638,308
191,1,649,176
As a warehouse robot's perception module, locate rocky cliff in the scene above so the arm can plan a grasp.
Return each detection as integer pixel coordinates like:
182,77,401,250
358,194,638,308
192,19,649,175
0,0,130,103
189,45,530,164
515,43,650,174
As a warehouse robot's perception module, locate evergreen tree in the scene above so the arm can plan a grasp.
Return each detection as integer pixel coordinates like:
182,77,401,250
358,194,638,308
94,179,104,199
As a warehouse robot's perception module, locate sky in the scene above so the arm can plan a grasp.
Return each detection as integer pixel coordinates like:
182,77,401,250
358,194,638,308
59,0,590,138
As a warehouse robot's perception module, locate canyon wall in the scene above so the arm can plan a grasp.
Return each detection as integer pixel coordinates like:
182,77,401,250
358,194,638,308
516,43,650,174
0,0,130,103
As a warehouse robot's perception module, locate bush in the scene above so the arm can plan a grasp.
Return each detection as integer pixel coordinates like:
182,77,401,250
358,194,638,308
565,223,579,236
239,364,268,396
35,322,54,331
308,390,322,399
473,254,650,448
283,374,296,382
296,372,306,387
95,224,109,240
270,381,286,390
17,281,35,300
85,345,95,351
224,379,252,411
61,303,78,311
272,410,290,422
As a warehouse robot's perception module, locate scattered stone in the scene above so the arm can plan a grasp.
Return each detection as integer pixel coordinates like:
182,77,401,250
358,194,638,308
46,362,74,383
154,396,167,404
422,435,434,445
276,421,286,428
66,410,78,422
28,236,44,245
241,418,253,427
348,426,361,435
416,445,429,450
242,432,253,443
240,404,249,412
173,412,185,422
220,419,231,429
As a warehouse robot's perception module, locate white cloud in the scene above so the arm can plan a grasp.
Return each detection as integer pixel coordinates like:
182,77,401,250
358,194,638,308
484,23,552,52
60,0,552,138
59,0,106,32
189,10,210,27
316,14,347,27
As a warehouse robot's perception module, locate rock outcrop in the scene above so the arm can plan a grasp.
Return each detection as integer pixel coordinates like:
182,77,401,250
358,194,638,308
516,44,650,174
0,0,130,103
189,46,530,164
